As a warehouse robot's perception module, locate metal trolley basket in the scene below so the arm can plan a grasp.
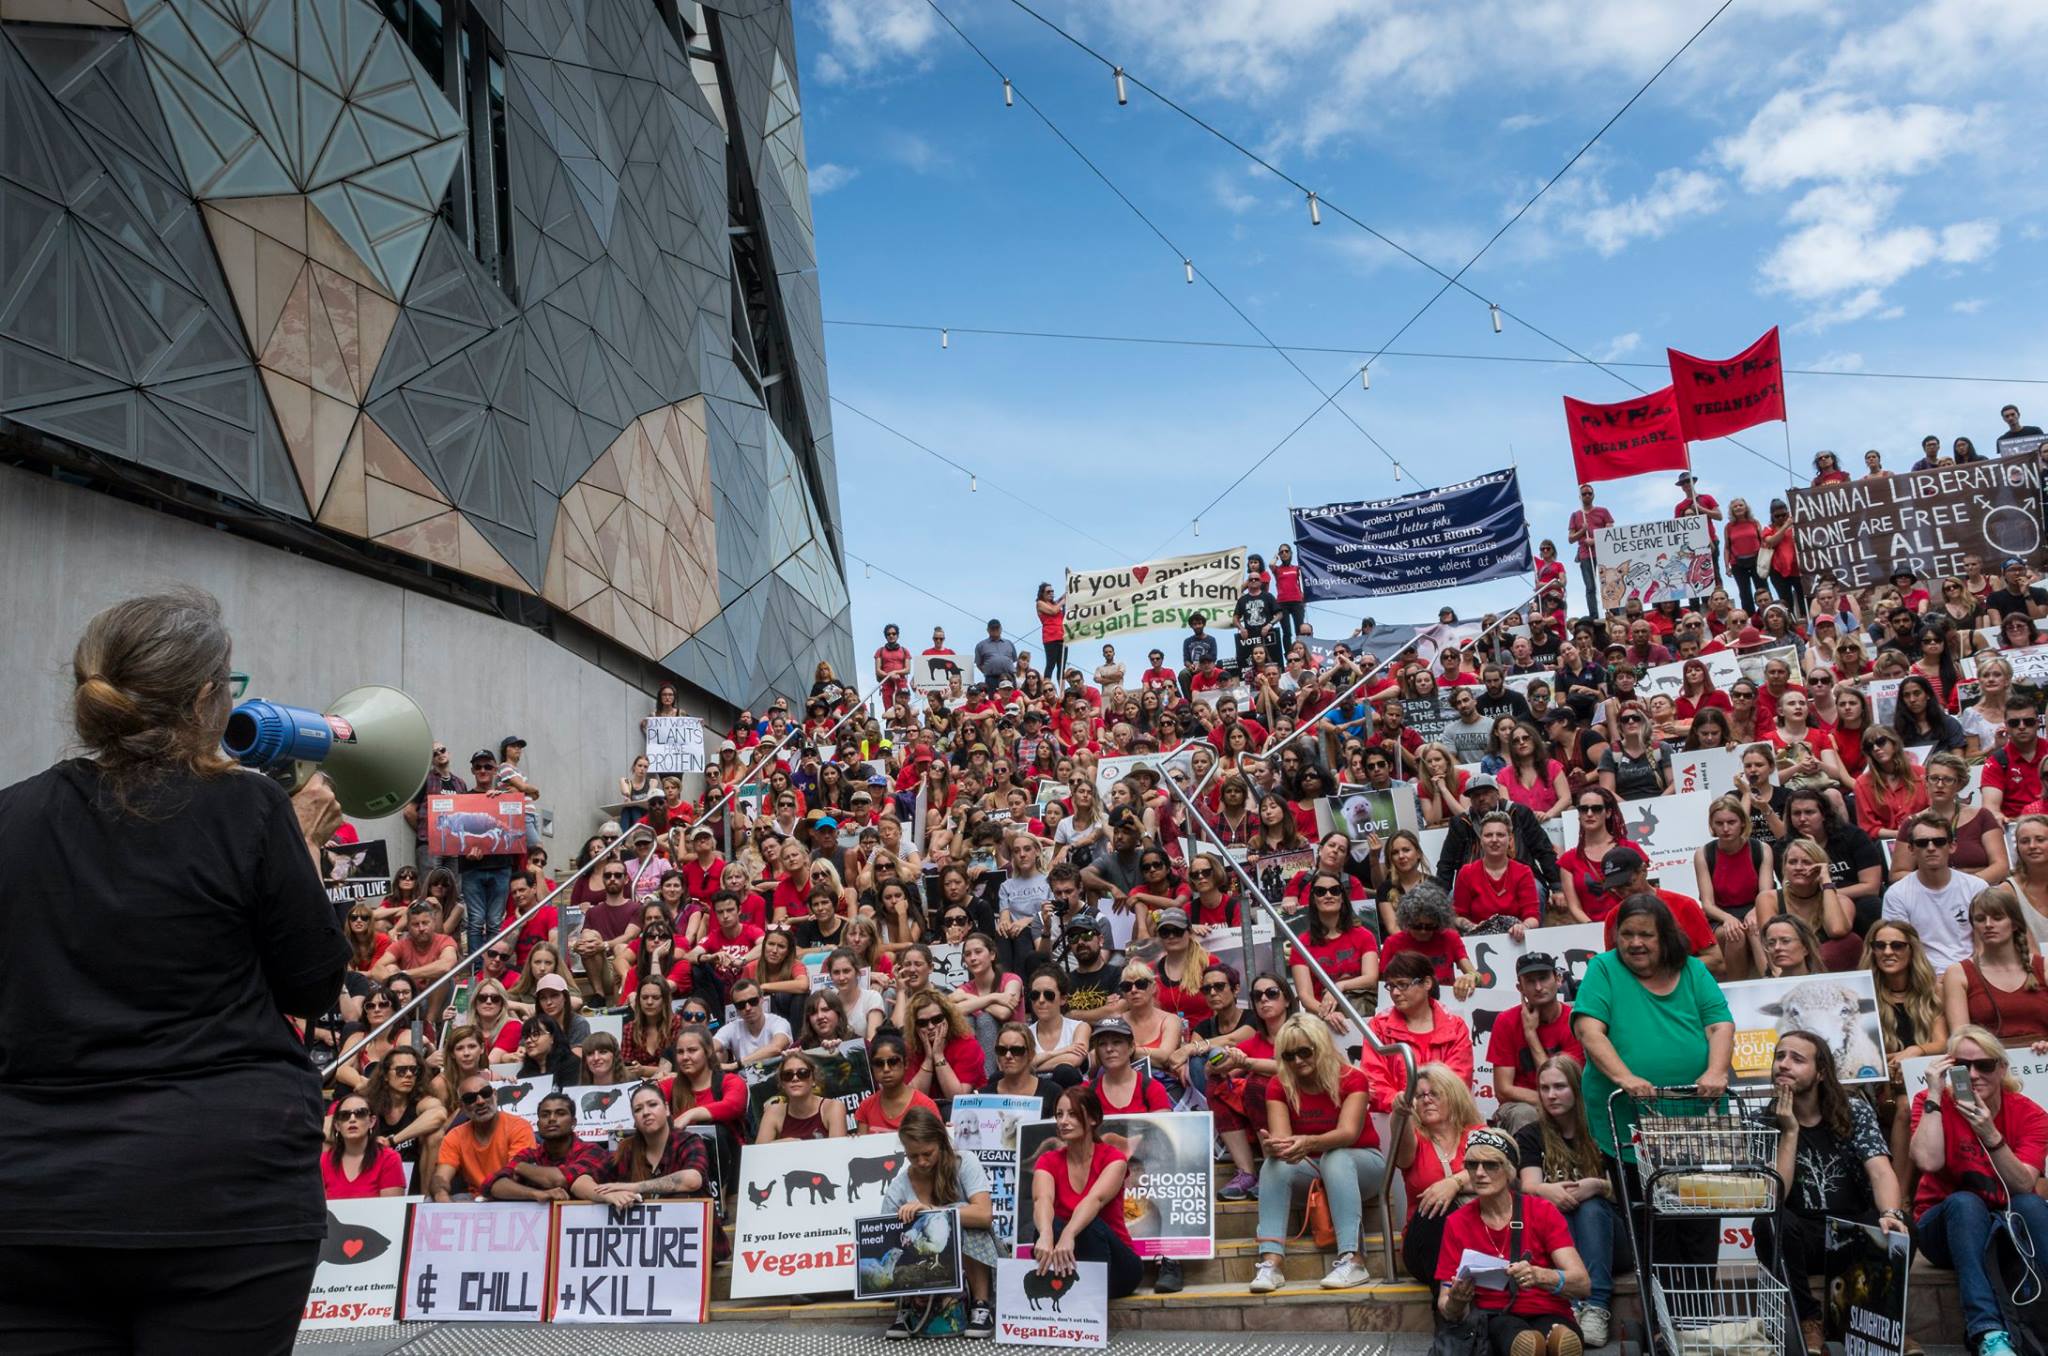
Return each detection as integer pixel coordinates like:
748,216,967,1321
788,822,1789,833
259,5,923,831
1608,1087,1793,1356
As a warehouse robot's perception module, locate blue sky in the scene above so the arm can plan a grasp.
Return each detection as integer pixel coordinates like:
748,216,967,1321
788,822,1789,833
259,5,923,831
791,0,2048,678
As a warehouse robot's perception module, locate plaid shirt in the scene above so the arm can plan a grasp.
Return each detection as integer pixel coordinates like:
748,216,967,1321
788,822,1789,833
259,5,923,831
483,1137,608,1194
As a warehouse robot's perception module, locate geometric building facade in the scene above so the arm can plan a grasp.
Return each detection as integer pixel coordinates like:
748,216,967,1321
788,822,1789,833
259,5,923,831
0,0,851,710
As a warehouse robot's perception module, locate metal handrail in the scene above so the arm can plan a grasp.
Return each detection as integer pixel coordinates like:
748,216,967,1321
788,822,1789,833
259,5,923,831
321,676,891,1080
1163,772,1416,1281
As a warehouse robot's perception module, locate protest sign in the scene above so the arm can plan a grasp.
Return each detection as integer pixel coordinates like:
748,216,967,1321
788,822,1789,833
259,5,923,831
1302,620,1483,669
1734,644,1800,685
952,1095,1043,1250
1787,451,2048,589
729,1132,908,1297
567,1083,638,1143
1669,742,1768,799
853,1208,963,1301
495,1075,555,1125
1995,642,2048,686
1902,1048,2048,1105
1290,469,1531,600
1013,1112,1213,1259
1667,327,1786,442
1564,387,1688,485
1249,847,1314,906
1639,650,1743,702
743,1048,872,1127
915,653,964,692
1824,1218,1909,1356
994,1258,1108,1348
426,793,527,858
1719,971,1887,1088
1063,547,1248,641
1594,517,1715,610
302,1197,412,1330
399,1200,550,1321
1399,696,1452,743
1614,789,1715,893
644,716,705,775
548,1200,712,1324
321,839,390,908
1317,785,1421,845
1095,748,1197,802
928,942,970,991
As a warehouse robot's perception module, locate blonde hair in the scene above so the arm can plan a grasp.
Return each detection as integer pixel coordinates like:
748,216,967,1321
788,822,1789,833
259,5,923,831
1414,1061,1482,1131
1534,1055,1603,1182
1970,886,2044,990
1948,1024,2023,1092
1272,1014,1348,1111
1862,921,1943,1053
1119,958,1157,986
1707,795,1751,842
908,987,970,1041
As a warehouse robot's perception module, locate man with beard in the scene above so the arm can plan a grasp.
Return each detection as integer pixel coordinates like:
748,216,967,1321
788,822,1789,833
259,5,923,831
1061,913,1121,1024
487,1093,605,1201
433,1074,536,1201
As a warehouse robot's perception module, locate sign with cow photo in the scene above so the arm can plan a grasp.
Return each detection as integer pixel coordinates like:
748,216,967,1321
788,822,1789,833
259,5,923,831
1718,971,1888,1089
728,1133,910,1298
994,1258,1108,1349
425,792,528,858
853,1207,963,1300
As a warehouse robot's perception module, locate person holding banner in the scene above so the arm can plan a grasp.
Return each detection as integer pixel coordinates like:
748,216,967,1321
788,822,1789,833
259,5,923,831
880,1106,999,1339
1029,1085,1143,1300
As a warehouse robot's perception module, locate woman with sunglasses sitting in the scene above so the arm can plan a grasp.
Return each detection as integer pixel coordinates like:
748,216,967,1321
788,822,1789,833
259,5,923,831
1248,1015,1388,1294
1291,870,1381,1035
1023,967,1089,1087
355,1047,444,1170
904,990,987,1112
1087,1015,1172,1116
854,1031,939,1133
323,1094,407,1199
1436,1128,1590,1355
984,1020,1063,1117
1108,961,1185,1098
755,1048,850,1142
1200,970,1296,1202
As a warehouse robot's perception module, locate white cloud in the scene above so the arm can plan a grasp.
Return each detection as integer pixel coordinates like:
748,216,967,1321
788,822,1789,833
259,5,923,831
1592,332,1642,362
815,0,941,81
1807,351,1864,372
1714,89,1971,191
879,130,950,175
1572,168,1722,256
1823,0,2048,98
1951,297,1987,314
1760,181,1996,308
810,163,860,195
1498,112,1550,133
1210,170,1258,215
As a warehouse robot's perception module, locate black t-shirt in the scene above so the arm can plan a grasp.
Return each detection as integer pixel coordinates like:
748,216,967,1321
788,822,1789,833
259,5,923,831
1183,633,1219,666
1477,688,1532,721
1786,1100,1888,1218
1235,593,1277,635
0,760,347,1245
1194,1010,1252,1042
1988,585,2047,619
1065,960,1118,1015
792,916,847,950
1527,633,1563,667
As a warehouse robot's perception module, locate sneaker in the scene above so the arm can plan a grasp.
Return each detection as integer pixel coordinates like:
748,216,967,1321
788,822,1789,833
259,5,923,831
1319,1253,1369,1289
1978,1334,2017,1356
1577,1304,1611,1349
1220,1169,1258,1201
1801,1318,1825,1356
964,1301,995,1339
1510,1334,1544,1356
1249,1259,1287,1293
1153,1258,1183,1293
885,1306,912,1340
1545,1324,1582,1356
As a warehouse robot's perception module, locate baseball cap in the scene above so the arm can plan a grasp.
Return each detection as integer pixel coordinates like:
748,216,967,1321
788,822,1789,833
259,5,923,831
1515,952,1559,979
1090,1017,1134,1043
1464,773,1499,794
470,747,498,764
2004,556,2027,570
1599,845,1643,887
814,816,838,831
1065,912,1102,936
1156,907,1189,931
498,735,526,755
536,973,569,994
1108,806,1141,831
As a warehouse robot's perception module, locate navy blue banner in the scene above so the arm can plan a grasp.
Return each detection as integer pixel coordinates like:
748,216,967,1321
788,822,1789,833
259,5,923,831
1291,469,1532,601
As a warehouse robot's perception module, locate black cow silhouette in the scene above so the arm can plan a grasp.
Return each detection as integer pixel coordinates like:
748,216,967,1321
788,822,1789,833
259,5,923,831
1468,1007,1505,1040
581,1088,624,1117
846,1153,903,1200
319,1209,391,1266
747,1180,774,1206
784,1169,839,1205
1021,1268,1076,1311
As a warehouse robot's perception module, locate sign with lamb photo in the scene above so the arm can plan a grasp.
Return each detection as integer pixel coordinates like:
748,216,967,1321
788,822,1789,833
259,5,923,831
1718,971,1888,1089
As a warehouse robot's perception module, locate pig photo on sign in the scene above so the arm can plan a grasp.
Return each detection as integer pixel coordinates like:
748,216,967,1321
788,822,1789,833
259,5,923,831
1760,979,1885,1079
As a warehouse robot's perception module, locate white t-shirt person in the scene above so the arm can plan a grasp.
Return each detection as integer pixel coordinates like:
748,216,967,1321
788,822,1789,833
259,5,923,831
1880,867,1987,973
715,1008,792,1065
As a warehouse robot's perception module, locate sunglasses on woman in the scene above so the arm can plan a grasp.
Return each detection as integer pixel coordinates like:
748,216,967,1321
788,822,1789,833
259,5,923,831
1119,979,1153,993
778,1067,813,1084
996,1043,1031,1058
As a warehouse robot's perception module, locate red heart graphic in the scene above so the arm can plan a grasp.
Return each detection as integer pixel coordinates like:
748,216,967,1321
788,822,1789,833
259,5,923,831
1131,566,1149,585
341,1238,364,1259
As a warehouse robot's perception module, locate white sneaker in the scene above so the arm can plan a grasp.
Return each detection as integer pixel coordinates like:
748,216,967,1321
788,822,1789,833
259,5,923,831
1578,1304,1611,1349
1249,1259,1287,1293
1320,1253,1370,1289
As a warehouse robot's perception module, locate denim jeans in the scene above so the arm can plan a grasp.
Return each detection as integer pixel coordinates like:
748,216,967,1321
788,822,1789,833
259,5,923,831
1561,1196,1619,1308
460,865,511,958
1255,1147,1389,1256
1917,1189,2048,1337
1578,555,1600,618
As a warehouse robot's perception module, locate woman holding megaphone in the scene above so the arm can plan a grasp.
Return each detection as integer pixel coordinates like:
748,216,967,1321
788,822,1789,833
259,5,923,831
0,588,349,1352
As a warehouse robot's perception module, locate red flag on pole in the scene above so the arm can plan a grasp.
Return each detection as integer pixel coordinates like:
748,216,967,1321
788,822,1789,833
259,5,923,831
1666,326,1786,441
1564,387,1689,485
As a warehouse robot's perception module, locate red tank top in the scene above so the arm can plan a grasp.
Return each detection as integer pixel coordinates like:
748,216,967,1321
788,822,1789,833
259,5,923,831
1707,840,1763,912
1962,958,2048,1042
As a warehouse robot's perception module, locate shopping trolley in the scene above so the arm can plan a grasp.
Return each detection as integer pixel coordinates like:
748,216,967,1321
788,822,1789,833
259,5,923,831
1607,1086,1794,1356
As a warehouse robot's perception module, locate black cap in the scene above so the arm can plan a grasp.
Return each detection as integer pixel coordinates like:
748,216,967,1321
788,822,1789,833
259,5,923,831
1516,951,1559,979
499,735,526,754
1090,1016,1134,1042
1599,845,1643,887
1108,806,1141,831
1065,911,1102,936
470,747,498,764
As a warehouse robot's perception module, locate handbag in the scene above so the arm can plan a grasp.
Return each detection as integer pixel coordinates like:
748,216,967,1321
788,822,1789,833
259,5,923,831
1294,1179,1336,1249
1427,1194,1526,1356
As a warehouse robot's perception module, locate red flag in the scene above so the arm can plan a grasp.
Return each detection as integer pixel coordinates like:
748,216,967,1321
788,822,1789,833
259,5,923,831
1667,326,1786,441
1564,387,1689,484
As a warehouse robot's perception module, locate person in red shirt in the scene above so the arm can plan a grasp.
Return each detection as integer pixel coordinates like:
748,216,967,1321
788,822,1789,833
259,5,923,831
675,892,761,1007
1595,848,1724,974
1287,870,1380,1022
1435,1128,1589,1347
1139,648,1177,691
1246,1015,1385,1292
1451,813,1539,941
1675,471,1723,589
1909,1026,2048,1353
678,826,725,904
1270,543,1306,650
904,990,987,1105
1982,691,2048,818
1484,953,1584,1134
322,1094,406,1199
1567,484,1614,618
873,624,912,710
1029,1085,1142,1298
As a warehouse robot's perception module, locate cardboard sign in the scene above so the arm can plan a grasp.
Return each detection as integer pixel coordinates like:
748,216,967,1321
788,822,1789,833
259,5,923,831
728,1133,909,1297
1824,1217,1909,1356
1595,516,1715,609
994,1258,1108,1348
301,1197,413,1330
743,1048,872,1127
1094,748,1197,802
915,654,964,692
494,1075,555,1126
548,1200,712,1324
426,793,528,858
1249,847,1315,906
853,1207,964,1300
399,1201,550,1321
1668,742,1770,800
322,839,391,907
1639,650,1743,702
952,1094,1043,1250
566,1083,638,1144
1316,784,1422,846
1718,971,1888,1088
1012,1113,1214,1259
1787,450,2048,589
645,717,705,776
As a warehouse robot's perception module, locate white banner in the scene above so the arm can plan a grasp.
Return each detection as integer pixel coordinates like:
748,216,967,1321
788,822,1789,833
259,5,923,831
1094,747,1197,801
399,1201,550,1321
645,716,705,775
1063,547,1248,641
1669,742,1770,800
549,1200,713,1323
995,1258,1109,1348
952,1094,1043,1250
302,1197,413,1330
1013,1113,1214,1260
729,1133,908,1298
1640,650,1743,702
1735,644,1801,685
1595,516,1714,609
1720,971,1888,1088
1615,789,1717,893
1902,1049,2048,1105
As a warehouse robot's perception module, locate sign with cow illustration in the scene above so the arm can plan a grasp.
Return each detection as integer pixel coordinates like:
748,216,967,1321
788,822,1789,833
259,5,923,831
1718,971,1889,1089
994,1258,1109,1348
728,1132,910,1298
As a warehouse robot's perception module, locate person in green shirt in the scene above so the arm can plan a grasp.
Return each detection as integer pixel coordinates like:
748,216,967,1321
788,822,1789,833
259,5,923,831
1571,893,1735,1267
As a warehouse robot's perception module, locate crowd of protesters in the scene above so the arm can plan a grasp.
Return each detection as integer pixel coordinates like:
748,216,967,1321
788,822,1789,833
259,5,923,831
316,413,2048,1355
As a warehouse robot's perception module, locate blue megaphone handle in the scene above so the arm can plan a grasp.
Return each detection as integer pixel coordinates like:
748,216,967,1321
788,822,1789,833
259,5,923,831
223,700,335,768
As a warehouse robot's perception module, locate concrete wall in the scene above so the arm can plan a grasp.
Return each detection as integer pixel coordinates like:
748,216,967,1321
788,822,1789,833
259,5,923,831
0,467,705,853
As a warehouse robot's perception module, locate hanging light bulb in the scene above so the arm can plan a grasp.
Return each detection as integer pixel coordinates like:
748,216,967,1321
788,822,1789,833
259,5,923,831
969,474,977,493
1183,258,1194,284
865,562,873,579
1002,77,1013,107
1192,517,1200,537
1307,191,1321,226
1113,67,1127,105
1490,304,1503,334
940,328,949,349
1359,364,1370,390
1393,463,1402,482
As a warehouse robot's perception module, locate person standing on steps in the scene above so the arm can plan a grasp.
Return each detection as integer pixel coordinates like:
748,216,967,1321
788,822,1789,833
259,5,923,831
1567,484,1613,618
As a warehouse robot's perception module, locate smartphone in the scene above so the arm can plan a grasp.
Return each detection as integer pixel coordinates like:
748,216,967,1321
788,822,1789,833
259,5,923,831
1948,1064,1976,1106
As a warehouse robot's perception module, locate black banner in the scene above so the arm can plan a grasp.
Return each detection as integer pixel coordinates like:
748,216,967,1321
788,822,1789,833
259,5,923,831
1787,450,2046,589
1292,469,1532,600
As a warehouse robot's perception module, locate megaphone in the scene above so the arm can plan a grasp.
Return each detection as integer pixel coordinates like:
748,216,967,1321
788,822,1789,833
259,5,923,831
223,685,434,818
